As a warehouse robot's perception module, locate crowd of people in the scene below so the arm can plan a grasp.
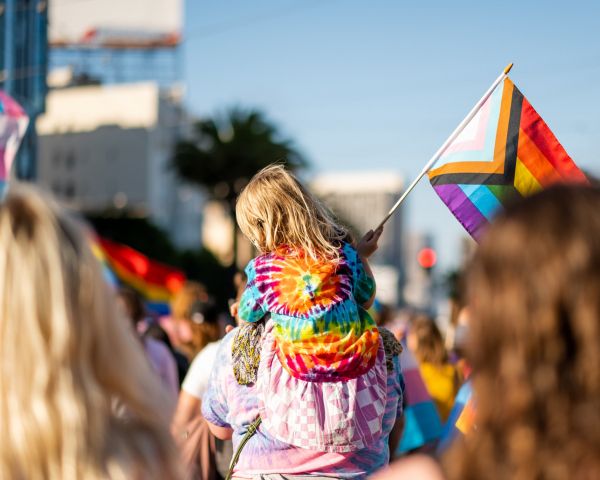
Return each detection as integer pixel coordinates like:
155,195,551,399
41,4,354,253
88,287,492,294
1,165,598,479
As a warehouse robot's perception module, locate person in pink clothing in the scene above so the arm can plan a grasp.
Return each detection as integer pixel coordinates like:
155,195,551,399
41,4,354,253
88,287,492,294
118,287,179,402
202,165,405,478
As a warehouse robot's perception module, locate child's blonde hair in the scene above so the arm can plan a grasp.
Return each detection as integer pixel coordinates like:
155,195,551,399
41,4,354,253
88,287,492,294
0,184,181,479
236,164,349,261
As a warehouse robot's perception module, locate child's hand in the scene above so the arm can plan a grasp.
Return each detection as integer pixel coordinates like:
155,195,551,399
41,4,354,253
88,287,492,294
357,226,383,258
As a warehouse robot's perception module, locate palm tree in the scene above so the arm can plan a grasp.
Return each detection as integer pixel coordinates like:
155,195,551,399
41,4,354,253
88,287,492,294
172,107,308,264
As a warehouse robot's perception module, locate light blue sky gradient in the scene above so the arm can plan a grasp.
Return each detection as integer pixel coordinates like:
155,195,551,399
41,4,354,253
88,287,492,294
182,0,600,270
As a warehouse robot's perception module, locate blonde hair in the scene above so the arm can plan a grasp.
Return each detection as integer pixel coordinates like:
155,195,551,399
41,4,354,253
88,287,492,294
445,186,600,480
236,164,349,261
0,185,181,480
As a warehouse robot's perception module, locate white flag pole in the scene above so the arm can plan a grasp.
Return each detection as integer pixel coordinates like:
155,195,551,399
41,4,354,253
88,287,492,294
374,63,514,231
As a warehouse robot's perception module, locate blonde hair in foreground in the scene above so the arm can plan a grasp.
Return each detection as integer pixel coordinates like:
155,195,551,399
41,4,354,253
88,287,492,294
0,185,181,480
444,185,600,480
236,164,349,261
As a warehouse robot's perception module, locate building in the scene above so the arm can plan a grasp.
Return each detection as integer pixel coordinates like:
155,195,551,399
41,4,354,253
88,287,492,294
35,0,200,249
402,232,435,311
311,171,404,305
0,0,48,179
36,80,203,249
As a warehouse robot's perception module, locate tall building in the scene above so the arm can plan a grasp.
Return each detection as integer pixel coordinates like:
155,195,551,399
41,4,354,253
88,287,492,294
36,80,203,249
311,171,404,305
0,0,48,179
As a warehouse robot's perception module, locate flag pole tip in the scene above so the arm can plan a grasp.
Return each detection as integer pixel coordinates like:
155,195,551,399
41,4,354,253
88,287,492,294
504,63,514,74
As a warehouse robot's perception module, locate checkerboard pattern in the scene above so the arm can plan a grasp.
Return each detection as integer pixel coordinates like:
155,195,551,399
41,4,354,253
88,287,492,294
257,326,388,453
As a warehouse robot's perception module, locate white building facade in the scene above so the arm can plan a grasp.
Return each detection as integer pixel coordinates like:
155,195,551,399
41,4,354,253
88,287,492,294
36,81,203,249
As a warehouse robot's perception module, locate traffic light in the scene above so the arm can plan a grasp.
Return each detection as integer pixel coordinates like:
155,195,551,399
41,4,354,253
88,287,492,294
417,247,437,273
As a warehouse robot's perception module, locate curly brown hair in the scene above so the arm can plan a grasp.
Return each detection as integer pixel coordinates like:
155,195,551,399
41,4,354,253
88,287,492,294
444,185,600,480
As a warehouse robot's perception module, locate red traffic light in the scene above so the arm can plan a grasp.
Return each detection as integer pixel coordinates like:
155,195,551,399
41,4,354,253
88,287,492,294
417,247,437,269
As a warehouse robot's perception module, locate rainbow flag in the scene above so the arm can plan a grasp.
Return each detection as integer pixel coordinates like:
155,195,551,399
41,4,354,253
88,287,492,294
88,234,119,288
428,77,588,240
0,91,29,189
455,396,476,434
436,380,473,455
396,343,443,454
99,237,185,304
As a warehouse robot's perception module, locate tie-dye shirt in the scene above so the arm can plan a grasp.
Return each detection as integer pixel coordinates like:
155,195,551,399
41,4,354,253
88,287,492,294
202,326,404,478
238,243,379,381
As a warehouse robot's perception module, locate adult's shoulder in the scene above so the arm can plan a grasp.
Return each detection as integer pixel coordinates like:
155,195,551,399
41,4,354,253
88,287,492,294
202,329,238,372
371,455,446,480
182,341,221,398
187,340,221,369
219,327,238,349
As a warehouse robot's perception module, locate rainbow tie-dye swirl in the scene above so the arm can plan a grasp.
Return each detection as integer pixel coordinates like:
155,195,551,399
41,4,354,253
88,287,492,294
239,243,380,381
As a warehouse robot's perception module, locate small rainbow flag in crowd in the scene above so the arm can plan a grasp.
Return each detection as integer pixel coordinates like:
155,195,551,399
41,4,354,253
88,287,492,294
428,75,588,240
0,91,29,189
455,395,476,435
95,237,185,310
88,234,119,288
436,380,473,455
396,343,443,454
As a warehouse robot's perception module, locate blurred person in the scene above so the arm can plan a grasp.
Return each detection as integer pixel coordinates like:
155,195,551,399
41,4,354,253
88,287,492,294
0,184,181,479
171,300,223,480
435,379,473,456
377,185,600,480
435,308,474,456
167,281,218,361
395,340,443,456
117,287,179,402
444,185,600,480
368,299,394,328
407,314,459,422
202,165,404,477
172,273,246,479
372,454,445,480
449,307,472,383
444,270,467,354
143,317,192,388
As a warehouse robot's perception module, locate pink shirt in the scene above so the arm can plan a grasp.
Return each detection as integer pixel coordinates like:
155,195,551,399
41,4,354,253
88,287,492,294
144,337,179,402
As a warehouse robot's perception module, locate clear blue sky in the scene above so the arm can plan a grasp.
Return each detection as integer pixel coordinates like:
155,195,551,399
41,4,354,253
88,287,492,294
181,0,600,271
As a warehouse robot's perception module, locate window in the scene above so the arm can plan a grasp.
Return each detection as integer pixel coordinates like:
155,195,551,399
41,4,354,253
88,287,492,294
64,182,75,199
66,152,76,170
